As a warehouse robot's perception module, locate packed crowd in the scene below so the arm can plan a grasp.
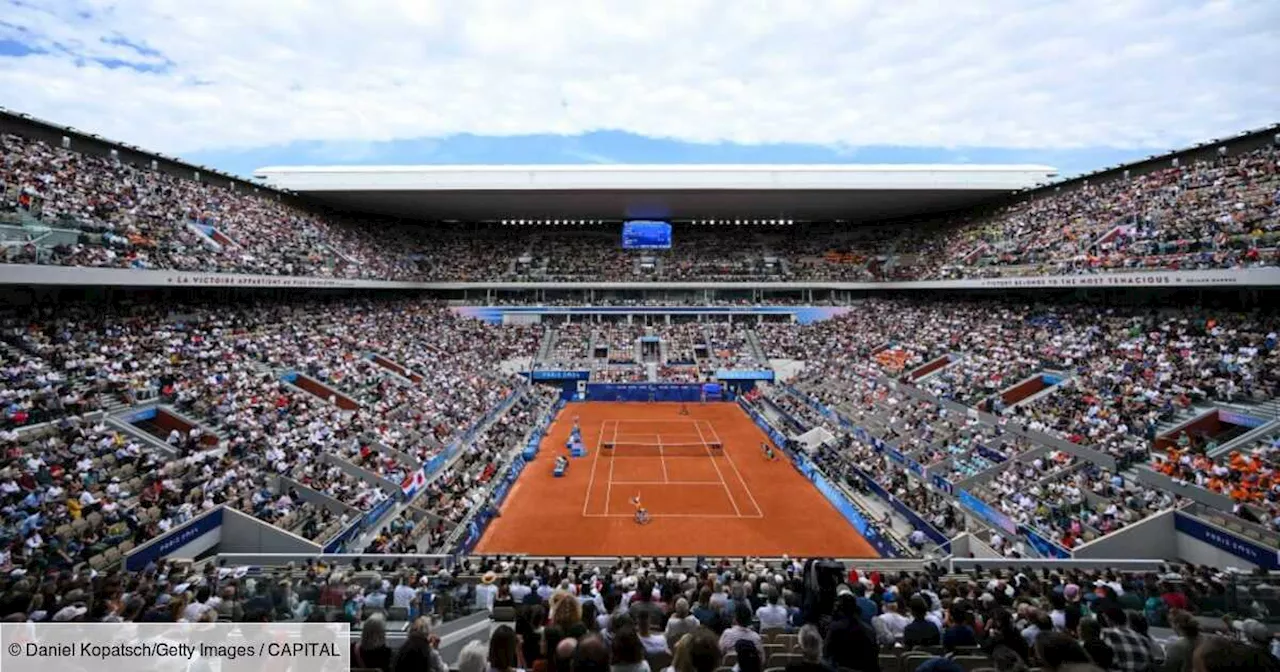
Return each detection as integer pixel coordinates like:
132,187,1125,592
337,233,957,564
363,387,558,555
919,144,1280,279
763,298,1280,526
0,295,544,568
9,551,1277,672
6,125,1276,283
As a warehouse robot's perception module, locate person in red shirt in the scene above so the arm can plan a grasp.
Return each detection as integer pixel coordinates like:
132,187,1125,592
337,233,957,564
1161,583,1191,612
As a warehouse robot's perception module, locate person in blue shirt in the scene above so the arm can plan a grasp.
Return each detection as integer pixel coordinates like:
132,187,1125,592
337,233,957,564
943,603,980,652
850,584,877,624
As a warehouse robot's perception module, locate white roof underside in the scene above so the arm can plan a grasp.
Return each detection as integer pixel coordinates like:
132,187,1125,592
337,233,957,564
255,163,1057,192
252,164,1058,221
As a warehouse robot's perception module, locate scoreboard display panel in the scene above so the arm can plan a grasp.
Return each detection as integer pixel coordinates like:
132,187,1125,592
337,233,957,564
621,220,672,249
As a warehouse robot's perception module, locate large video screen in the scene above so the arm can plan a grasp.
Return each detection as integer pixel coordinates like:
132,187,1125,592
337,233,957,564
621,220,672,249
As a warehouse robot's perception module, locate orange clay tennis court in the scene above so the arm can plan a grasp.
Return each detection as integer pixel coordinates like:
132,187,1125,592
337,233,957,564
474,401,879,558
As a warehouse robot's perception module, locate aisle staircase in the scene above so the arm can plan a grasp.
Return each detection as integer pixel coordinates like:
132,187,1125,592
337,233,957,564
745,328,769,366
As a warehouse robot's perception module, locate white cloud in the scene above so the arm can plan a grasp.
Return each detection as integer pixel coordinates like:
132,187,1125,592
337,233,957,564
0,0,1276,157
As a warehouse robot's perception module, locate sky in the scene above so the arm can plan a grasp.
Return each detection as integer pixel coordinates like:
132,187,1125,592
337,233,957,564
1,0,1277,179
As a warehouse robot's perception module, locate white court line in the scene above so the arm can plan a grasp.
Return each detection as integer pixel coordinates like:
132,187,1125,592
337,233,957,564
614,419,706,424
582,513,757,519
599,455,715,459
610,480,726,485
582,419,609,517
603,419,620,515
706,419,765,517
657,434,669,483
694,420,743,517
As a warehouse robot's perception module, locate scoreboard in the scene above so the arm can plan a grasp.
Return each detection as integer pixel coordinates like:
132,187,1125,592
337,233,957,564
621,221,672,249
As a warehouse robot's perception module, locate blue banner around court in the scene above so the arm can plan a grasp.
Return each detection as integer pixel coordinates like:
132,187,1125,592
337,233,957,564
957,488,1017,535
1020,523,1072,559
528,370,591,381
976,444,1009,464
854,467,951,552
587,383,708,402
716,370,776,381
1174,512,1279,569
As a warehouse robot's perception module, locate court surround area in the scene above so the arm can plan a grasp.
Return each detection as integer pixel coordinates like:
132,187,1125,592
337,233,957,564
474,402,879,557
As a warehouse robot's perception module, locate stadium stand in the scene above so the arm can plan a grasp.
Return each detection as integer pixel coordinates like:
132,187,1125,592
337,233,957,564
3,122,1277,283
2,111,1280,670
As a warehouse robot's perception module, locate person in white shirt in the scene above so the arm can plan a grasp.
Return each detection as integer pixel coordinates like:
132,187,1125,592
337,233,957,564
475,572,499,611
510,578,531,603
755,586,789,630
392,577,416,610
664,598,701,646
872,598,911,645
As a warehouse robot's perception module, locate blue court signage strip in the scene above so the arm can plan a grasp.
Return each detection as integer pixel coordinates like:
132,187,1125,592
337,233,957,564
854,467,951,552
976,444,1009,464
585,383,709,402
716,370,775,381
791,452,897,558
1174,512,1280,570
957,488,1017,535
528,370,591,381
1020,523,1072,559
122,407,158,423
125,507,223,571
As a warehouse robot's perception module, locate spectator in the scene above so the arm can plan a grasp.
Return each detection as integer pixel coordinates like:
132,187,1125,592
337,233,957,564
823,595,879,672
718,603,763,657
1078,618,1115,671
665,598,701,647
610,623,650,672
734,639,763,672
354,613,393,672
903,595,942,648
1164,611,1201,672
636,610,670,656
755,586,789,631
1034,632,1095,672
784,625,833,672
459,641,491,672
394,616,445,672
490,624,526,672
1191,636,1280,672
681,629,722,672
1100,608,1159,672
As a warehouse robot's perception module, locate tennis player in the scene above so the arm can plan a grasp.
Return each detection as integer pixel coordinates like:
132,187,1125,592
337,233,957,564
631,493,650,524
761,441,777,461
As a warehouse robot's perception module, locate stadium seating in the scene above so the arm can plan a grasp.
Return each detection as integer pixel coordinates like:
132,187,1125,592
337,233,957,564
4,128,1277,282
5,118,1280,672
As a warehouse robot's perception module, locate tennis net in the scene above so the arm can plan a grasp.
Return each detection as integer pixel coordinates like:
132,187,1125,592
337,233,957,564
600,441,720,458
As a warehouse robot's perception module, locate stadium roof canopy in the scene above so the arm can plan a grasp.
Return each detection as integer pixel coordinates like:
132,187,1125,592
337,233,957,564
253,164,1058,222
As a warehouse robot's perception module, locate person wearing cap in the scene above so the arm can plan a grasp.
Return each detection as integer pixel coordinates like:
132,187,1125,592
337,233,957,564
476,571,499,612
872,594,910,646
